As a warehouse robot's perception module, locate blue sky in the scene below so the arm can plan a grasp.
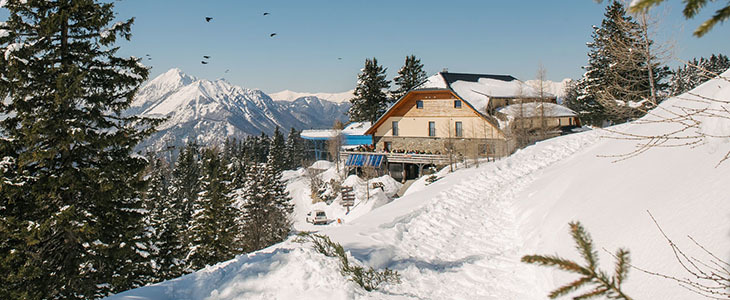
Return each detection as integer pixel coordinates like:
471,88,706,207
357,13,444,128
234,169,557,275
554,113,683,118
2,1,729,94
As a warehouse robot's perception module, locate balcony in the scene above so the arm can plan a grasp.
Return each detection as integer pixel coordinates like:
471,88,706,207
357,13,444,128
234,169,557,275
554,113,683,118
340,151,451,165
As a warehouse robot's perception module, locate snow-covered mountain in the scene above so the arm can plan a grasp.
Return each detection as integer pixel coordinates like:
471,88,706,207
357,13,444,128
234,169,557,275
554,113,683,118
128,69,350,151
111,71,730,300
269,89,355,103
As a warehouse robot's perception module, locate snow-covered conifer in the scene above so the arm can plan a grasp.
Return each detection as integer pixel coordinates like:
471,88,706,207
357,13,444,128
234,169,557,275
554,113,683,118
0,0,158,298
347,58,392,124
392,55,427,101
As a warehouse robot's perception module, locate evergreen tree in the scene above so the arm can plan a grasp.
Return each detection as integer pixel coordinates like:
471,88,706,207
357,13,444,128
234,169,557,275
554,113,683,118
670,54,730,95
141,156,188,281
575,1,668,126
186,148,240,270
348,57,392,124
392,55,427,100
0,1,157,298
269,127,286,172
284,127,305,170
630,0,730,37
240,154,293,252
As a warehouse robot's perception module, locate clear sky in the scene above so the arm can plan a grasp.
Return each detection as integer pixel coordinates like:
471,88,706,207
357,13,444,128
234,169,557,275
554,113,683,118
2,1,729,94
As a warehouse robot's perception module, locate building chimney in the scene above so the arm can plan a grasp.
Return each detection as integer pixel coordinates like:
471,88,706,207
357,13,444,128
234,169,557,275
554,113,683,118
442,68,448,73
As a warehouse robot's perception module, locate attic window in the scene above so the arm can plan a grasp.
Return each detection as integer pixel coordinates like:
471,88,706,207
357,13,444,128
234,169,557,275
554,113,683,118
454,100,462,108
416,100,423,109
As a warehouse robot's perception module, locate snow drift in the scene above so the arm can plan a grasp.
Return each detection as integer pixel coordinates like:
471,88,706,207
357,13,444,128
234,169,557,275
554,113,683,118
109,71,730,299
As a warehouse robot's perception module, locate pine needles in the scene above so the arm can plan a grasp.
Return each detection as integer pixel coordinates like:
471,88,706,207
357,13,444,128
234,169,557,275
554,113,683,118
521,221,633,300
297,232,401,291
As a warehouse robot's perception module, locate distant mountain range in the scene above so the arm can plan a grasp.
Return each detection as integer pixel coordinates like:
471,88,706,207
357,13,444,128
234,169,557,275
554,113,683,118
128,68,350,151
269,89,355,103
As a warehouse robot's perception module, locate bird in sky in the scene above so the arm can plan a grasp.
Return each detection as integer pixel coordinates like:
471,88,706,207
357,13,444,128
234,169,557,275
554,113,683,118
201,61,208,64
270,33,277,37
338,57,342,60
205,17,213,22
263,12,270,16
203,55,210,59
225,69,230,73
145,54,150,57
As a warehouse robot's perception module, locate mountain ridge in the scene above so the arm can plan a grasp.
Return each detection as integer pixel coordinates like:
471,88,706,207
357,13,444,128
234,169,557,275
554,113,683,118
129,68,350,151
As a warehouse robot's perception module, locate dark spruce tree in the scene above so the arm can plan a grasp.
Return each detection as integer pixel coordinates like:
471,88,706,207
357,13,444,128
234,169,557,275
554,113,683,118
670,54,730,95
240,155,293,252
141,156,188,281
269,127,286,172
170,143,201,252
348,57,392,124
575,0,668,126
284,127,305,170
0,0,158,298
392,55,427,100
186,148,240,270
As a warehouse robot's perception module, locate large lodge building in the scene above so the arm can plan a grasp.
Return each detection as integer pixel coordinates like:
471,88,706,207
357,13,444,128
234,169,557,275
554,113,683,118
305,71,581,182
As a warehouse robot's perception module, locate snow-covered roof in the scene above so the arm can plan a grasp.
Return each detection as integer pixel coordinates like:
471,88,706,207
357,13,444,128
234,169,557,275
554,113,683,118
418,72,556,112
300,129,339,139
496,102,577,118
342,122,371,135
301,122,372,140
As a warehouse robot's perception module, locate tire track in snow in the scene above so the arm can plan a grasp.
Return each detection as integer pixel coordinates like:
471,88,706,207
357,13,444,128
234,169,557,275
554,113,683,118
370,130,606,300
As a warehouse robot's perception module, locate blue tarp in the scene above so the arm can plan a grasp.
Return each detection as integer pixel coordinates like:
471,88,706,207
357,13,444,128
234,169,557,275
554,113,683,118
345,154,384,167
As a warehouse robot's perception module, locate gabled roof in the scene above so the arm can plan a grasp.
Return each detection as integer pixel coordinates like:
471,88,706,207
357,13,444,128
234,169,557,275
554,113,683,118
364,88,501,135
419,72,556,113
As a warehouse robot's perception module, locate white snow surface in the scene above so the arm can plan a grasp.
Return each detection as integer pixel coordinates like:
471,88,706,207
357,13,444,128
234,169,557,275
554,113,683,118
496,102,577,118
524,78,573,101
270,89,355,103
419,73,555,113
110,71,730,299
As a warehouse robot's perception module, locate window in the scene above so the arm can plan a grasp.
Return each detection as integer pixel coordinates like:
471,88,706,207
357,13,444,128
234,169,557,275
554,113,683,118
455,121,463,137
392,121,399,136
416,100,423,109
454,100,462,108
384,142,392,152
428,121,436,137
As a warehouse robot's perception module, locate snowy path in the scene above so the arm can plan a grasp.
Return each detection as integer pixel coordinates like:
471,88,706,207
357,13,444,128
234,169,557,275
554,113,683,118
327,129,606,299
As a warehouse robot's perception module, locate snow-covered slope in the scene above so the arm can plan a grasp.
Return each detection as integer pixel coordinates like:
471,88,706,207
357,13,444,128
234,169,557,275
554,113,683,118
270,89,355,103
128,69,350,151
110,71,730,299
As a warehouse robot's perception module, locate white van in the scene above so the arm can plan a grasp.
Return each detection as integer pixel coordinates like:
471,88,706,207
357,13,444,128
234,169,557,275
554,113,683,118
306,210,328,225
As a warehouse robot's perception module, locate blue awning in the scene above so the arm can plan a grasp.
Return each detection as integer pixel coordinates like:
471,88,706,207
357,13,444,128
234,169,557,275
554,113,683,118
343,135,373,146
345,154,385,167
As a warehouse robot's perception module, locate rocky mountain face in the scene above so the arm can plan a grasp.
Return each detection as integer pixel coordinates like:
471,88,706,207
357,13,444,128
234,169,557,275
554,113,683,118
128,68,350,151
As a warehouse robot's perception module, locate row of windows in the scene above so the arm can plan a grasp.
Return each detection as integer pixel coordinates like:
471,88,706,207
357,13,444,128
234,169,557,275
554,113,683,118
415,100,462,109
392,121,463,137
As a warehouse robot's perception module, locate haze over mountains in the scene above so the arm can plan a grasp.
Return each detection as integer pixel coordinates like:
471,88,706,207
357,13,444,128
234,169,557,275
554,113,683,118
128,68,350,151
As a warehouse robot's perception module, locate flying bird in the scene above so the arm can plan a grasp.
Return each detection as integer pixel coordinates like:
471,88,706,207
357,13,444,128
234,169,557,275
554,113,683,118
145,54,150,57
203,55,210,59
270,33,277,37
338,57,342,60
205,17,213,22
263,12,270,16
201,61,208,64
225,69,230,73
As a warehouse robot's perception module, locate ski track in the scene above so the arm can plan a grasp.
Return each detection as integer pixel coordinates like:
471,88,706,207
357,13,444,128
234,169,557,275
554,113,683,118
367,129,606,299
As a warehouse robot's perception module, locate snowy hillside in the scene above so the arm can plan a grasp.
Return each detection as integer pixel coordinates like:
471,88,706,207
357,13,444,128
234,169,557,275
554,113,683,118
269,89,355,103
110,72,730,299
129,69,350,151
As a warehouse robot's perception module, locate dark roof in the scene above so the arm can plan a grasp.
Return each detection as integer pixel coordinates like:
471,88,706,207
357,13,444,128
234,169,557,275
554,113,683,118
439,72,517,86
